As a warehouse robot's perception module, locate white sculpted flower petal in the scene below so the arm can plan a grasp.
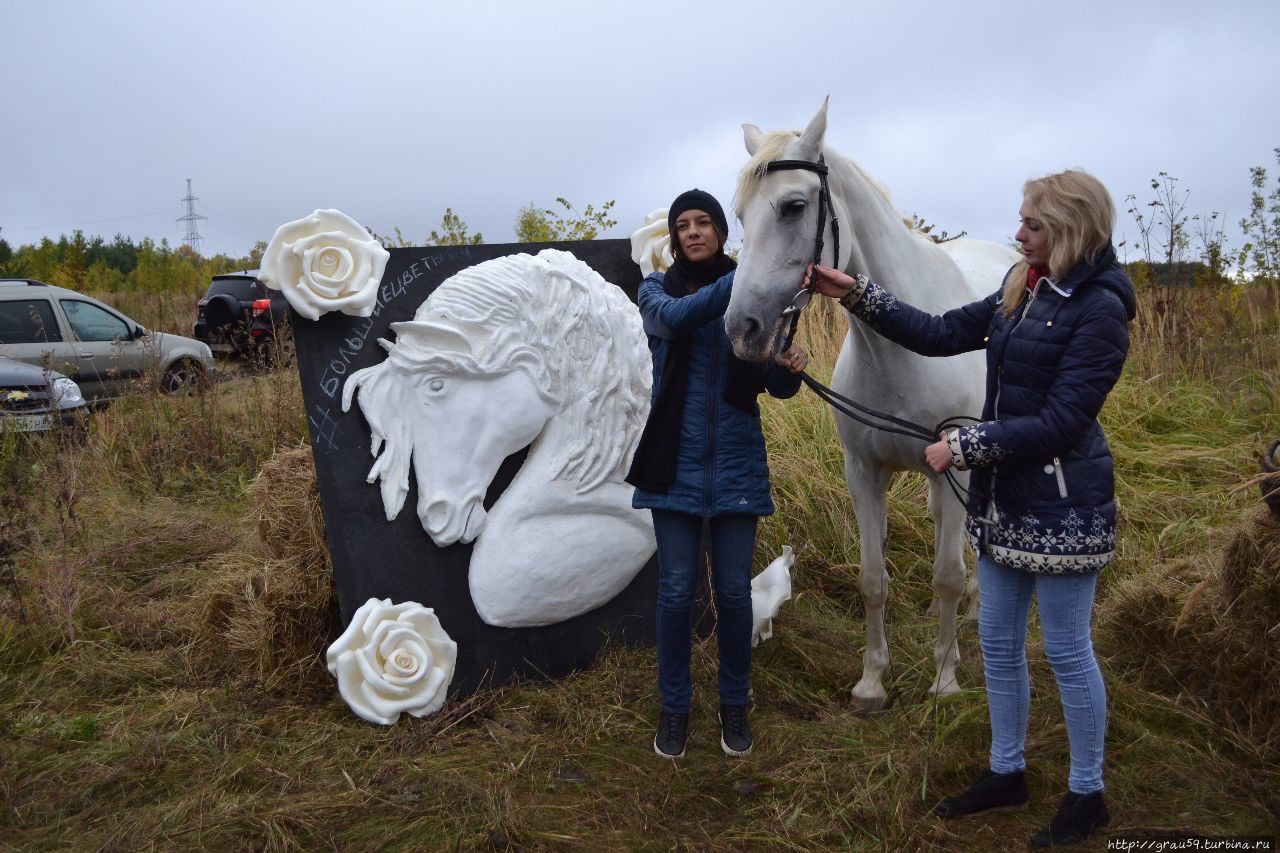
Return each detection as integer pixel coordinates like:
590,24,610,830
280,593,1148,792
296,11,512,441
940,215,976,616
299,238,357,298
353,644,411,697
260,209,389,321
325,597,457,725
630,208,674,276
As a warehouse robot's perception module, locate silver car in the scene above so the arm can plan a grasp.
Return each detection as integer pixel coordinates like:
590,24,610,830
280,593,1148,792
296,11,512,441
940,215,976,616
0,354,88,433
0,279,216,402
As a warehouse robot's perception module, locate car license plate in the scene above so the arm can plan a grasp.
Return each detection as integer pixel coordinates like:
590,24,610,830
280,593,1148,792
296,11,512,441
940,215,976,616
3,413,52,433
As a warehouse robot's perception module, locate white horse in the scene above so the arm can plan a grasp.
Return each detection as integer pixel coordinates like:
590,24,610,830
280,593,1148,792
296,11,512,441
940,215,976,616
726,101,1019,709
342,249,657,628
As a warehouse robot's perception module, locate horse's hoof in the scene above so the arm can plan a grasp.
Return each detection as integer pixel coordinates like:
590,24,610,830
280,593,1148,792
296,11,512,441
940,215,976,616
850,693,887,715
929,681,962,698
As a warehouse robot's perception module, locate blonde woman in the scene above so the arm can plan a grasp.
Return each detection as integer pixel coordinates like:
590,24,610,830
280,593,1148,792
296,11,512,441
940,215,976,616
808,170,1135,847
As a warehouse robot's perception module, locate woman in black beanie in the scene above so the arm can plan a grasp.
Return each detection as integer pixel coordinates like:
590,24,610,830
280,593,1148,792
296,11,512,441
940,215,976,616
627,189,807,759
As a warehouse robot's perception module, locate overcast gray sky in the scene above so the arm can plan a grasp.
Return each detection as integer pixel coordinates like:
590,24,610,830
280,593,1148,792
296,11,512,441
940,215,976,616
4,0,1278,265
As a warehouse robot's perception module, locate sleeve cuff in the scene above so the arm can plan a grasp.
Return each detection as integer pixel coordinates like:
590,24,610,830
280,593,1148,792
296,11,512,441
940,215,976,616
945,428,968,471
837,273,871,312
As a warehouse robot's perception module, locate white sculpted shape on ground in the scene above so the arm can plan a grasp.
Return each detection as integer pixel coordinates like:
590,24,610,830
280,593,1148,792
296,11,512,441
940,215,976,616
343,249,656,628
259,209,390,321
629,208,673,275
751,546,794,648
326,598,457,725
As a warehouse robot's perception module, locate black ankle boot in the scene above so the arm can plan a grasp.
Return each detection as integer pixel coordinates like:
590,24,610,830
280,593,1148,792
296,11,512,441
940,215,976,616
933,769,1028,818
1030,790,1109,846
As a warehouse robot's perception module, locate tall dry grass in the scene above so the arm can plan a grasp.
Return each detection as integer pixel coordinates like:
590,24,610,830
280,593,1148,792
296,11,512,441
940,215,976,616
1,280,1277,849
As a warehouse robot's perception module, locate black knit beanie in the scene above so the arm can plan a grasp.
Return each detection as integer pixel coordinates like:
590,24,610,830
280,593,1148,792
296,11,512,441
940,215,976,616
667,188,729,239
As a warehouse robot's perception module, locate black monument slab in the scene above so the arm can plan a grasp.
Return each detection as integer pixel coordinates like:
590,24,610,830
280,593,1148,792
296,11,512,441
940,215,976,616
293,239,659,697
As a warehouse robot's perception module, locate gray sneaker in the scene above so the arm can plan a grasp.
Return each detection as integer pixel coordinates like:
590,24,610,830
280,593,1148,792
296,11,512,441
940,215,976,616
653,711,689,759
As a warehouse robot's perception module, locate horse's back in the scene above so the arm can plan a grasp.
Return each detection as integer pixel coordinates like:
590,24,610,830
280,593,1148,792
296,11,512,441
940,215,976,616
936,238,1021,300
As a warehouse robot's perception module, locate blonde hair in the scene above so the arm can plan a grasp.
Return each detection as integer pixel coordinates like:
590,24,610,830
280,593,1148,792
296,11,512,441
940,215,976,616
1002,169,1115,315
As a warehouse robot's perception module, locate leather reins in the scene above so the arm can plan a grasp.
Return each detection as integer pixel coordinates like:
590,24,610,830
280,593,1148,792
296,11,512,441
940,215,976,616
759,155,982,514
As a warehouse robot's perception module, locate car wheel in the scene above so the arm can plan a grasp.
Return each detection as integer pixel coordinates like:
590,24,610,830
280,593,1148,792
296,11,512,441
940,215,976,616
161,359,208,395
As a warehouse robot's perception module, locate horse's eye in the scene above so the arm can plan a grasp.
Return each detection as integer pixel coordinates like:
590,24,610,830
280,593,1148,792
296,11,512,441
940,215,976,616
782,200,806,218
427,378,445,393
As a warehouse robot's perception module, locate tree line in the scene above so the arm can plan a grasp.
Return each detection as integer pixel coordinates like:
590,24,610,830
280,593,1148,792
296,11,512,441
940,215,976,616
3,152,1276,295
0,198,618,294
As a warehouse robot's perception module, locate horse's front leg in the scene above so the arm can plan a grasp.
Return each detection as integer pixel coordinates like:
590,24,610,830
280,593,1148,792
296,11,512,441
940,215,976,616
927,473,968,696
846,458,891,712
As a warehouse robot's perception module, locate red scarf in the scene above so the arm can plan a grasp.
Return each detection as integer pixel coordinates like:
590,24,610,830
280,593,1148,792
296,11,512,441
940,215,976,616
1027,265,1052,294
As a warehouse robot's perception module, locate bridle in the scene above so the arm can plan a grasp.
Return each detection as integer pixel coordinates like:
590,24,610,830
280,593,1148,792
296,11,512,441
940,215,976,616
758,154,984,518
763,154,841,352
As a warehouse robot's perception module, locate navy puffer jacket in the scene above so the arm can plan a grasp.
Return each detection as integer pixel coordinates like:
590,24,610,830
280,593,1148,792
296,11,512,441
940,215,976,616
632,270,801,517
846,245,1136,573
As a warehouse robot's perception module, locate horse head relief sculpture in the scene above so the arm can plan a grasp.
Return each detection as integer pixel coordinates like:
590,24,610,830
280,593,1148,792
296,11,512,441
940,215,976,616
728,99,1020,710
342,248,657,629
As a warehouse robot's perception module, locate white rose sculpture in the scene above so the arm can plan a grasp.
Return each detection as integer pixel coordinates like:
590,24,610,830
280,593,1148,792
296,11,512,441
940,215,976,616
629,208,673,276
259,209,390,321
326,597,457,725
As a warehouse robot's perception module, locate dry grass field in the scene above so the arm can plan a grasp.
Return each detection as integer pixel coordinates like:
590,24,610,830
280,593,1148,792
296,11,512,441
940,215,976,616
1,281,1277,850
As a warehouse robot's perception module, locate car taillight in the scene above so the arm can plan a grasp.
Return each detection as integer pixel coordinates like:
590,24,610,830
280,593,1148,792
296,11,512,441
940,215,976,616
251,299,271,317
197,298,207,308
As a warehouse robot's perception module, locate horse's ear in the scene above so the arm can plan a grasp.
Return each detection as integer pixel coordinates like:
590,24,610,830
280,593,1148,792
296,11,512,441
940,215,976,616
743,123,766,156
390,320,473,355
795,96,829,160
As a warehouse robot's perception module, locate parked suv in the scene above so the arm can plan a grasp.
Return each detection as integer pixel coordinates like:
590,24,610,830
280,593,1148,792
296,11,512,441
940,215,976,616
0,279,216,403
194,271,293,366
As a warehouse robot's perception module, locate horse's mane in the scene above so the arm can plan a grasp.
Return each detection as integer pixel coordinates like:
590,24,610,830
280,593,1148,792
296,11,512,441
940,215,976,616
733,129,911,233
346,250,649,501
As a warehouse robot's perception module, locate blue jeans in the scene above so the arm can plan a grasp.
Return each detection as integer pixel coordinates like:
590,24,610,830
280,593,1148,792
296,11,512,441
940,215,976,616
978,554,1107,794
652,510,757,714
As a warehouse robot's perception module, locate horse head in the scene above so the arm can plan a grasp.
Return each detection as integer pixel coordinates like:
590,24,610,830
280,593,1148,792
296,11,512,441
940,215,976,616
345,312,558,546
727,98,843,362
343,250,650,548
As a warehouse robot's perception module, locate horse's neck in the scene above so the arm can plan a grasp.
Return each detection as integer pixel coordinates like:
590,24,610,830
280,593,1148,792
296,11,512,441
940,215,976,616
487,415,620,520
831,157,966,314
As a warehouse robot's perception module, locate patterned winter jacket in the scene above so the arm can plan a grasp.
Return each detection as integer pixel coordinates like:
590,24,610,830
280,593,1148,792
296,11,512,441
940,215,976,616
842,245,1136,573
632,270,802,517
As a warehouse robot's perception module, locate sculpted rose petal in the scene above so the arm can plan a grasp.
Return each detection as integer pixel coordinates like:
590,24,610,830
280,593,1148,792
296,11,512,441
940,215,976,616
299,236,358,297
326,597,390,668
377,625,431,668
366,618,400,655
333,652,397,725
353,644,411,697
312,245,353,284
382,641,429,683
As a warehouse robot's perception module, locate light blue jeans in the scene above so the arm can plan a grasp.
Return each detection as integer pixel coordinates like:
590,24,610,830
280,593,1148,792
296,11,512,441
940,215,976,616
977,554,1107,794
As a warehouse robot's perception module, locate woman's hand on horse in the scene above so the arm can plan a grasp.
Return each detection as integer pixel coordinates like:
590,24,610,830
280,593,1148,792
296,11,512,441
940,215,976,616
925,434,953,474
776,344,808,374
805,263,857,298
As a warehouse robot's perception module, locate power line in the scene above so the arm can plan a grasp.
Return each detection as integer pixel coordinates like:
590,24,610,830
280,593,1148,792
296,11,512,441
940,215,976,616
3,209,178,231
176,178,208,252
